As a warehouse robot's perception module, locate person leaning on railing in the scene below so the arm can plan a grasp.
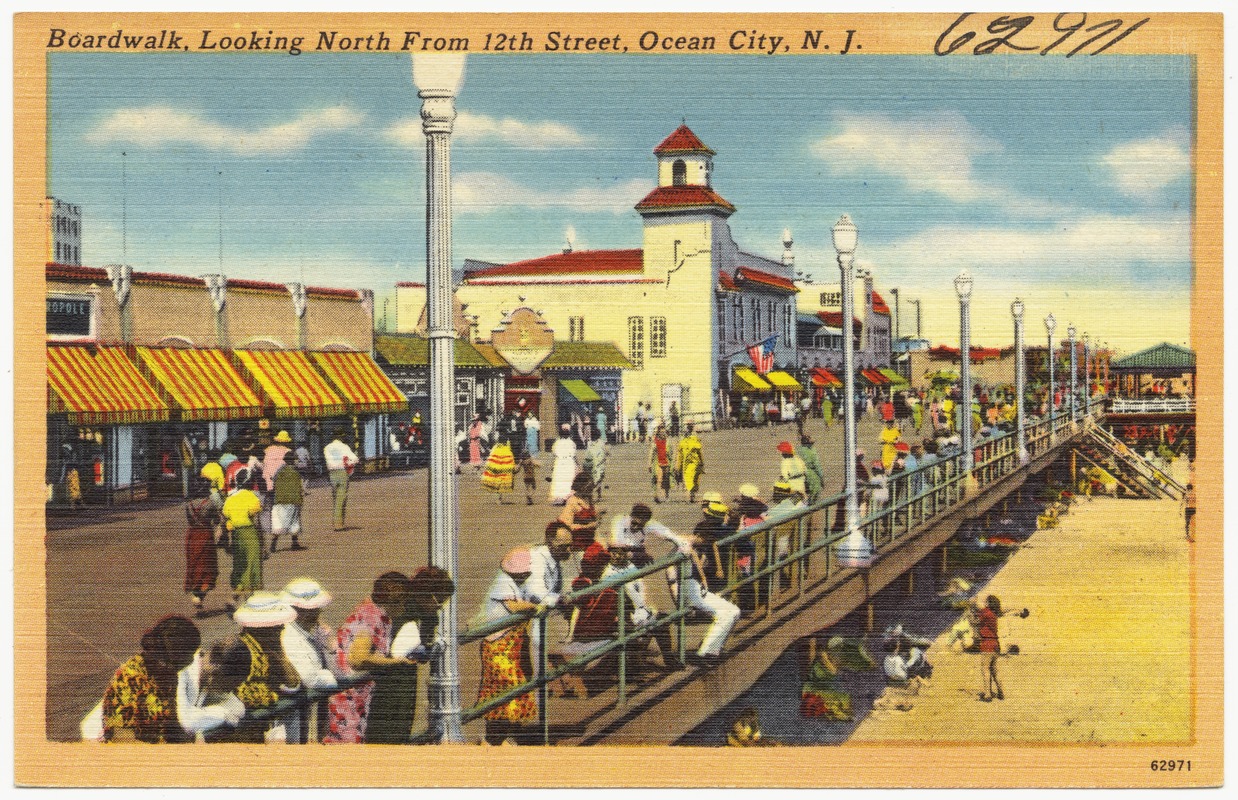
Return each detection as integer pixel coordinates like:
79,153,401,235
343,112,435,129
474,548,539,746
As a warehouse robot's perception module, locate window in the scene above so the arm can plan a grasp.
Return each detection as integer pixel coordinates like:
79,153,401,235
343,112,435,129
569,316,585,342
733,296,743,340
628,316,644,369
751,298,760,340
716,295,725,337
650,317,667,358
784,304,793,341
672,159,687,186
820,291,842,307
767,301,775,333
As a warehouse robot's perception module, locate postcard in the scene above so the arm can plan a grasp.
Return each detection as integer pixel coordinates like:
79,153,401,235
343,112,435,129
12,10,1222,787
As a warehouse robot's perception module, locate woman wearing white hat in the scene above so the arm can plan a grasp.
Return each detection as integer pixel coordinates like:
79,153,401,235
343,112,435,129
548,424,578,505
223,591,301,743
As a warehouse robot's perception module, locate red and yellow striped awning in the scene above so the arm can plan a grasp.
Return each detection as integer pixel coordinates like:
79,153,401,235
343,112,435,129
310,351,408,414
235,349,346,419
135,346,263,422
47,345,169,425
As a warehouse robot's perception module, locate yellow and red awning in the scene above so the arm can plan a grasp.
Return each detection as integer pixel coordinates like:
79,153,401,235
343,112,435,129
811,367,842,388
310,350,408,414
48,345,169,425
235,349,346,419
135,346,264,422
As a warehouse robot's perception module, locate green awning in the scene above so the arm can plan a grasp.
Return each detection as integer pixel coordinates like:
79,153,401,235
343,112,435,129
559,378,602,403
878,368,909,386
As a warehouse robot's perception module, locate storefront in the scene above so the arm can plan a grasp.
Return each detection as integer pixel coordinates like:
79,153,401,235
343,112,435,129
730,366,772,426
46,344,170,506
764,369,804,408
539,342,630,444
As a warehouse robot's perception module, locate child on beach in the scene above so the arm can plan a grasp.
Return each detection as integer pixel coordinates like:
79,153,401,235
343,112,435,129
977,594,1030,702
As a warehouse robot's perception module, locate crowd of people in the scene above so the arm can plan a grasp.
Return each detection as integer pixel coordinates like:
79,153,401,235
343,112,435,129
185,427,359,616
86,569,455,744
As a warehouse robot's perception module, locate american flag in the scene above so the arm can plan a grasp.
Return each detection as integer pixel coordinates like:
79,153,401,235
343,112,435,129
748,335,777,375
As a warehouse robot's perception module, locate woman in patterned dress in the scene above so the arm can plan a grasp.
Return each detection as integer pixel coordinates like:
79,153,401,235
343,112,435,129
324,572,419,743
476,549,539,745
480,440,517,503
101,616,202,743
214,592,300,743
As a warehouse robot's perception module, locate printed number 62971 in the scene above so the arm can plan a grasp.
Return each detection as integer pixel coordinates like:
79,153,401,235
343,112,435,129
1150,760,1190,772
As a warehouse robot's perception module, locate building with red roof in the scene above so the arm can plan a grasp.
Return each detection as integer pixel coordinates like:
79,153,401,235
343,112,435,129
430,124,802,433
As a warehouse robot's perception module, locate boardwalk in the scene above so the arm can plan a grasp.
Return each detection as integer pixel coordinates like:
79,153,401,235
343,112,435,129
45,412,890,741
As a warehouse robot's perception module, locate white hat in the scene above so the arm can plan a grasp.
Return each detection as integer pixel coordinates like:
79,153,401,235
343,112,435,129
233,591,297,628
738,483,761,500
282,578,333,610
608,525,639,550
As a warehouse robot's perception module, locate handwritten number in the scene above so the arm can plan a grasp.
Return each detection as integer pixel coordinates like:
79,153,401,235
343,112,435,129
934,13,976,56
974,16,1038,54
1090,17,1151,56
1041,12,1087,55
1067,18,1124,57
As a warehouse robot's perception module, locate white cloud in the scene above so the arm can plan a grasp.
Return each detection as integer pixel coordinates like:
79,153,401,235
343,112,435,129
812,112,1004,203
384,112,592,149
453,172,651,215
861,211,1190,286
1101,130,1190,200
85,106,364,154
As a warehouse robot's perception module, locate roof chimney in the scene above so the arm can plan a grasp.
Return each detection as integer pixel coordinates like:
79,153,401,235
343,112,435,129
563,226,576,255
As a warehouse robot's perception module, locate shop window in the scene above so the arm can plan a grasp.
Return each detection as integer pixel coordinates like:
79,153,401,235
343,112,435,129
650,317,667,358
569,316,585,342
627,316,644,369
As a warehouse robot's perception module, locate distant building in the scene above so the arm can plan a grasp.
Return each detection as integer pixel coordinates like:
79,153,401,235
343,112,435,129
794,271,893,372
45,197,82,266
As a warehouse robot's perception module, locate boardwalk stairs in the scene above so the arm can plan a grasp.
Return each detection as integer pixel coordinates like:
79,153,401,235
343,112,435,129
1074,423,1186,500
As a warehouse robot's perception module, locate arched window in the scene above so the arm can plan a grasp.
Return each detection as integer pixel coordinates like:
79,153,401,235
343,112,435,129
672,159,687,186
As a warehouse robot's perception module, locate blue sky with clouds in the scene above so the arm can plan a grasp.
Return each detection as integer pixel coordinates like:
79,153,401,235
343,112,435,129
49,52,1193,351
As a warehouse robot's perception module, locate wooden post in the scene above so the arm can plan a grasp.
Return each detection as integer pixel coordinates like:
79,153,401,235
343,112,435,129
1070,449,1077,483
863,571,874,632
905,569,915,595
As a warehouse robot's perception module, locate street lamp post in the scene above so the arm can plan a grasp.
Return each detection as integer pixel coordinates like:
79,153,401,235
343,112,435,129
1045,313,1057,441
911,298,922,339
831,214,871,568
890,287,900,342
1083,333,1091,416
1067,323,1077,421
412,52,466,744
1011,298,1027,462
954,271,974,472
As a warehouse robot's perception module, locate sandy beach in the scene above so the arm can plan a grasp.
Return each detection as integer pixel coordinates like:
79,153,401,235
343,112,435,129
850,484,1192,744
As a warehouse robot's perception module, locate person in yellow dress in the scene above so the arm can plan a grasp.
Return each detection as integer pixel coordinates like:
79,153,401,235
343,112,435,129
675,422,705,504
879,419,902,472
222,468,263,607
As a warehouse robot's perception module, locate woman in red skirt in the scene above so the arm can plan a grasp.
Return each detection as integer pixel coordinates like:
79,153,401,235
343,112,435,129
184,475,221,616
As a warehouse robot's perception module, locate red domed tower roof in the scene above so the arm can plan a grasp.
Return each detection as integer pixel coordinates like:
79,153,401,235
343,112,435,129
653,124,716,156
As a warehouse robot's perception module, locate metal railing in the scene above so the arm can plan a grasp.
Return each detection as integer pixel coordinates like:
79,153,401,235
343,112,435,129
1109,397,1195,414
245,405,1102,745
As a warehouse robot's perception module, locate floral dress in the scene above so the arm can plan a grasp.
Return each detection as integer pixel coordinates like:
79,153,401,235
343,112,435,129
102,654,179,743
476,572,537,723
324,599,392,743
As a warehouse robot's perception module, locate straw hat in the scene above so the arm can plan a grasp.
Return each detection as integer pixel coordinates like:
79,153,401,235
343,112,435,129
282,578,332,610
738,483,761,500
274,430,292,443
705,500,730,518
233,591,297,628
501,548,532,574
700,491,724,504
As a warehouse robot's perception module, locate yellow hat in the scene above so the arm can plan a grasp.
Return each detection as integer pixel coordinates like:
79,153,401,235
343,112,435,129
274,430,292,443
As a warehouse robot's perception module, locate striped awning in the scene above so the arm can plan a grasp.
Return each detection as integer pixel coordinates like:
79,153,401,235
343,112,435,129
811,367,842,388
235,349,347,419
859,369,889,386
765,370,803,391
134,346,263,422
311,351,408,414
732,367,772,392
878,368,909,386
559,378,602,403
48,345,170,425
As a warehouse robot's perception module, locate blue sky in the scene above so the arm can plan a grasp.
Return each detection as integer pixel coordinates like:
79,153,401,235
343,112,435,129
49,53,1193,351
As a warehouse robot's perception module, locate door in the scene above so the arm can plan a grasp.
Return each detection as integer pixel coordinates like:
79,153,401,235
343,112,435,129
661,384,686,426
